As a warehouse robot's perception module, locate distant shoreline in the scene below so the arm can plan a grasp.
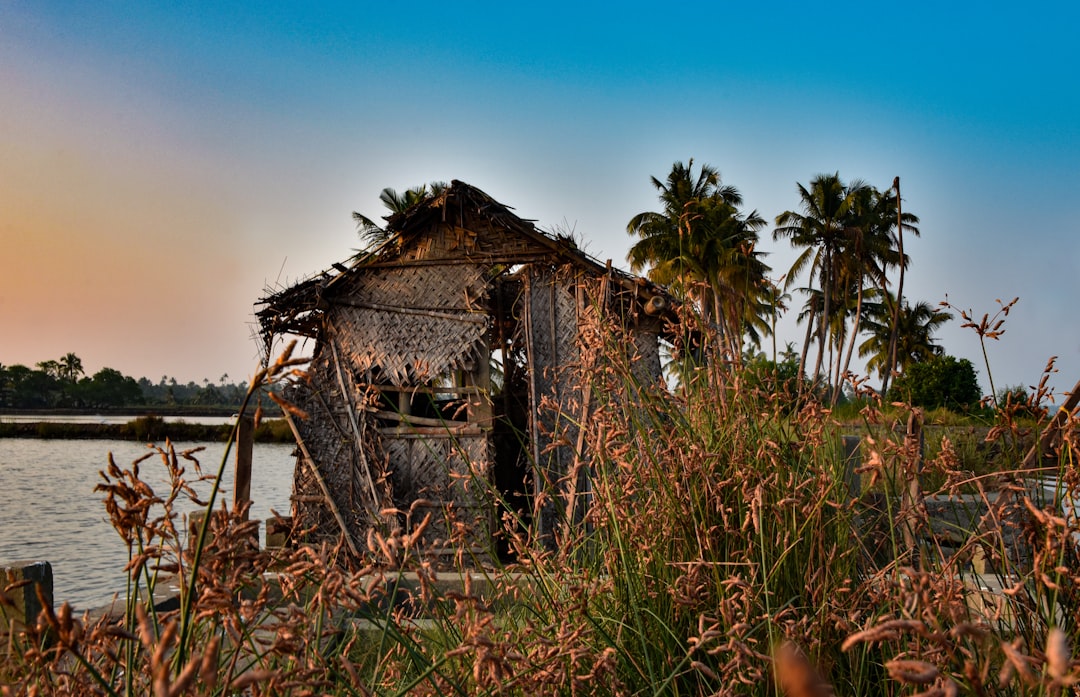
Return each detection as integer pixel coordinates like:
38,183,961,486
0,414,293,442
0,406,261,418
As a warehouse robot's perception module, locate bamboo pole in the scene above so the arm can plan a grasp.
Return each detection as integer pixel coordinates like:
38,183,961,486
366,409,470,428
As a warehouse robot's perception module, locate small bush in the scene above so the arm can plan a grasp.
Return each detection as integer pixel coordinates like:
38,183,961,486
889,354,981,410
120,414,166,441
253,418,293,443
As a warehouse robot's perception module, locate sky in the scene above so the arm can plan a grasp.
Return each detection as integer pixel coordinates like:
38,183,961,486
1,2,1078,399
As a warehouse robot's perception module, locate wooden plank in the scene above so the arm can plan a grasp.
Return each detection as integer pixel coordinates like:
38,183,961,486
359,253,551,269
1021,375,1080,470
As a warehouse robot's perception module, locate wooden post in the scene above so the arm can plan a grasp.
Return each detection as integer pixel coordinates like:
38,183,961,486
900,409,925,560
842,435,862,502
234,414,254,520
1,561,52,638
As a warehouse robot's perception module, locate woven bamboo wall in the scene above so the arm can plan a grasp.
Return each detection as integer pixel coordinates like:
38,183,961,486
287,257,498,561
329,264,490,384
339,262,489,310
522,265,583,544
288,345,393,553
631,317,664,387
381,433,491,556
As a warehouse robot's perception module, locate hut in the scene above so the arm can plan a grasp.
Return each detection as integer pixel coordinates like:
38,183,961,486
255,180,675,562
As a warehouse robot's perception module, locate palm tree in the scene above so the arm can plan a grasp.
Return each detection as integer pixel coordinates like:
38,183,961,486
352,181,448,250
59,352,84,383
880,177,921,395
831,186,918,401
859,297,951,379
774,173,867,393
628,160,770,360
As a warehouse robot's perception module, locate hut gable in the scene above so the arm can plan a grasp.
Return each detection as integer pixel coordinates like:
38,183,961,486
255,180,674,563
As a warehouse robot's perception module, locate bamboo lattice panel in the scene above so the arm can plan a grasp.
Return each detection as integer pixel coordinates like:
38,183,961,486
339,263,489,310
327,262,490,385
330,306,487,384
382,434,491,551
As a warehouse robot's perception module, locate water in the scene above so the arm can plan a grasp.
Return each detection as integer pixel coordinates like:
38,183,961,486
0,439,296,610
0,414,238,425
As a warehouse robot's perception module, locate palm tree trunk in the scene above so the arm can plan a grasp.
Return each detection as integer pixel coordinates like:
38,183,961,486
883,176,904,396
797,304,815,397
832,320,845,404
837,283,866,405
811,250,832,393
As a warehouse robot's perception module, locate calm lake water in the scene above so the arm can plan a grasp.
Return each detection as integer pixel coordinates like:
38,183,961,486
0,439,296,610
0,414,238,425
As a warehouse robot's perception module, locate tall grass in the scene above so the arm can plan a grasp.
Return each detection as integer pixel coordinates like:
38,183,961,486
2,321,1080,696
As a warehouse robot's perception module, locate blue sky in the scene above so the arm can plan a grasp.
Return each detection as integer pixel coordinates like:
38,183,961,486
2,1,1078,398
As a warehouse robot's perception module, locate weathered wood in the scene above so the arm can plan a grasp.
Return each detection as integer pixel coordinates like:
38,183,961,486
1,561,52,638
644,295,667,316
367,409,470,428
265,516,293,548
365,384,484,395
900,410,925,559
360,253,552,268
234,414,254,520
377,426,483,437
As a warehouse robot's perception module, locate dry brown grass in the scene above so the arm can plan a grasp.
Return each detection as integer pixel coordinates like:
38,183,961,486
3,330,1080,696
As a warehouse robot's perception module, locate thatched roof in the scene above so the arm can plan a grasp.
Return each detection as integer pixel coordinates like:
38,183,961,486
255,180,674,340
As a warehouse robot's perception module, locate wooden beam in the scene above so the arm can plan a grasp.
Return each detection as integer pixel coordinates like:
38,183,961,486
1021,375,1080,470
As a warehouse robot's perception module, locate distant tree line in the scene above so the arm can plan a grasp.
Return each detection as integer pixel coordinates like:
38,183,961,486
0,353,257,410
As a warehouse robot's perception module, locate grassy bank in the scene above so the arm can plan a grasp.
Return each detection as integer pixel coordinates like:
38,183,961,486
2,337,1078,695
